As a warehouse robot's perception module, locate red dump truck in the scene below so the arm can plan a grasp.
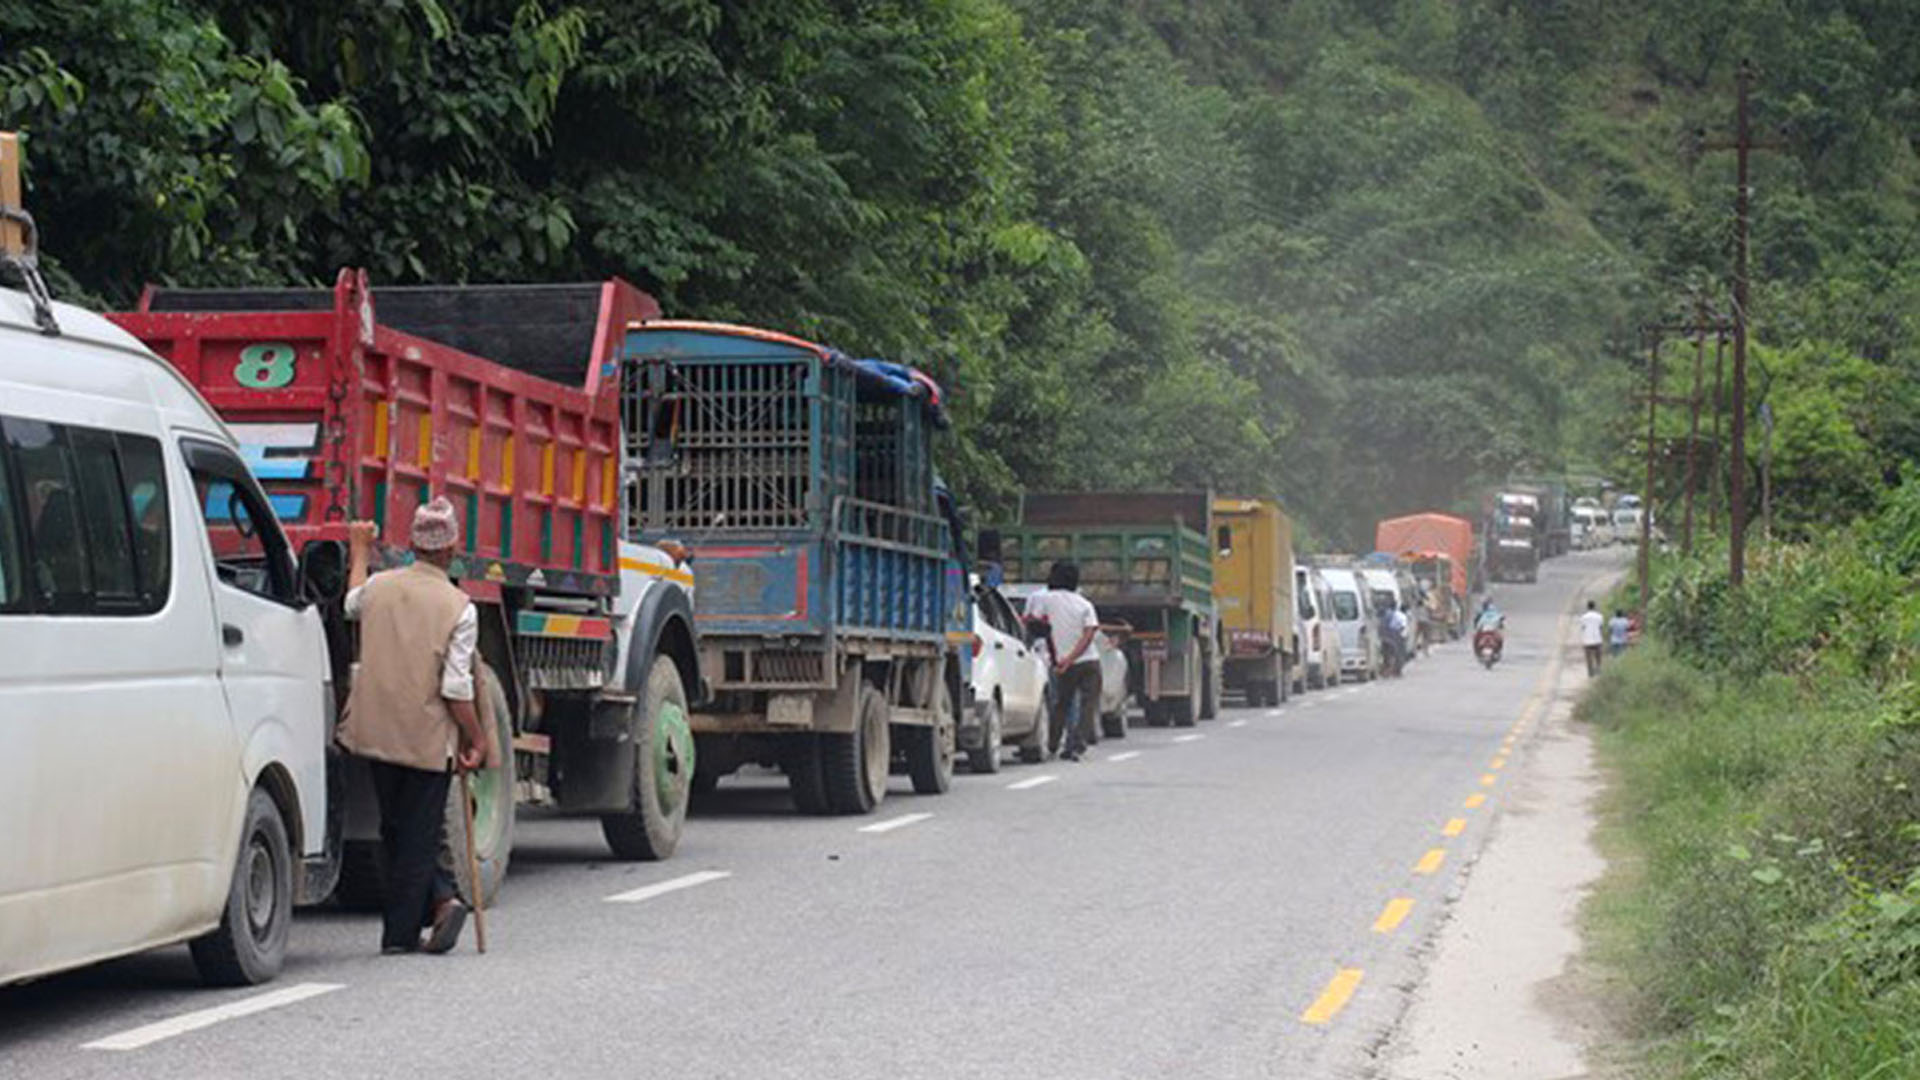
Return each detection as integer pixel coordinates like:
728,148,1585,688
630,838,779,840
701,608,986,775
1375,513,1473,639
107,269,705,908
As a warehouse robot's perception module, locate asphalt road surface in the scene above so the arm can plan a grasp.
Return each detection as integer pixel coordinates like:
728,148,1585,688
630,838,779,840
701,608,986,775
2,550,1618,1080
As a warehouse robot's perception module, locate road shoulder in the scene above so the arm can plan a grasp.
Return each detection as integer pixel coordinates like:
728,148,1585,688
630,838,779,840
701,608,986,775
1378,594,1623,1080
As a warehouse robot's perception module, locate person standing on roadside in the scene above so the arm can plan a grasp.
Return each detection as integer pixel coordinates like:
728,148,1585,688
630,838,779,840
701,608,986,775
1579,600,1606,677
339,498,488,955
1609,608,1632,657
1024,560,1102,762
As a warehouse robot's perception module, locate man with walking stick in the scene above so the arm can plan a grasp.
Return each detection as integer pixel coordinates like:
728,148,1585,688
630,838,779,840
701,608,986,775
339,498,488,955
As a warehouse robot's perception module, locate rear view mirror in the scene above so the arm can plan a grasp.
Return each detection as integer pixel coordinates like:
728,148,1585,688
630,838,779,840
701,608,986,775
298,539,347,603
976,528,1002,563
228,490,256,539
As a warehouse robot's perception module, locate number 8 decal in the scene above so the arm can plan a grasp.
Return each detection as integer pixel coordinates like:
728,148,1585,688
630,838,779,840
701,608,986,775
235,343,297,390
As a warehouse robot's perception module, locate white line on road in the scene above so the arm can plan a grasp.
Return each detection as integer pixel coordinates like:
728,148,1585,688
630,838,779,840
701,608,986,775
605,869,732,904
1227,719,1247,728
83,983,344,1051
858,812,934,834
1298,699,1321,707
1173,733,1205,743
1106,751,1141,762
1007,774,1059,790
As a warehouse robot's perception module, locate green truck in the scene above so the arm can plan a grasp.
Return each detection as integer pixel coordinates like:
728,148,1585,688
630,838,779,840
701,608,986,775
982,492,1221,727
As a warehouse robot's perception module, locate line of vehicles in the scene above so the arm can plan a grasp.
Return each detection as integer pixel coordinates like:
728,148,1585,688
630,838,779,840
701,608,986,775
0,149,1593,995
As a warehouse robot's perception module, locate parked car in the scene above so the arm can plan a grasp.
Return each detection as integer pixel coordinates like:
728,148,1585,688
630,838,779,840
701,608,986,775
962,578,1052,772
1294,566,1342,691
1315,568,1379,682
0,284,331,988
1003,582,1131,741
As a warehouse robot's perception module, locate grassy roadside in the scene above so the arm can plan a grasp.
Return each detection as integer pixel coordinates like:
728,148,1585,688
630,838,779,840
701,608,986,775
1579,486,1920,1078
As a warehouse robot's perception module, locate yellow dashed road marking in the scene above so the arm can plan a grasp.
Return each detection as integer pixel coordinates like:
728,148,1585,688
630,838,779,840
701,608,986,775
1373,898,1415,933
1414,848,1446,875
1464,793,1487,809
1301,968,1365,1025
1443,817,1466,837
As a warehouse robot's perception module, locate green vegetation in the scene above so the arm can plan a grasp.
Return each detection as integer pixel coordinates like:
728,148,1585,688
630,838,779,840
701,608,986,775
5,1,1920,542
1585,480,1920,1076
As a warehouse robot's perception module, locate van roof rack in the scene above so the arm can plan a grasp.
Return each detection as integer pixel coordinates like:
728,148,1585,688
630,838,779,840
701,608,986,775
1,132,59,336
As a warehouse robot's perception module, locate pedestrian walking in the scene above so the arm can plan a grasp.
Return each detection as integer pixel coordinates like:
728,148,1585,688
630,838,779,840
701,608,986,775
1579,600,1606,677
1608,608,1632,657
1024,560,1102,762
338,498,489,956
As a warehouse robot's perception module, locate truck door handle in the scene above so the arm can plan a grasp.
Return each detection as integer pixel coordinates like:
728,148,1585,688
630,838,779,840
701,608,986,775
222,624,244,647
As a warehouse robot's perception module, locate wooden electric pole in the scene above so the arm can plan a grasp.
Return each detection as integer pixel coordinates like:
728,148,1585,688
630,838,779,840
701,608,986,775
1728,59,1754,586
1681,299,1707,554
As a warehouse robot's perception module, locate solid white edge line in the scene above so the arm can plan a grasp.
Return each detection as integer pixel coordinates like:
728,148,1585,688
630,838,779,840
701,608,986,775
1106,751,1142,762
605,869,732,904
1172,733,1205,743
83,982,344,1051
1007,774,1059,790
857,812,935,834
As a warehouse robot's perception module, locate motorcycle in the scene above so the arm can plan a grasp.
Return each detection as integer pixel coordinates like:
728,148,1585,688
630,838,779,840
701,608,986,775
1473,628,1504,669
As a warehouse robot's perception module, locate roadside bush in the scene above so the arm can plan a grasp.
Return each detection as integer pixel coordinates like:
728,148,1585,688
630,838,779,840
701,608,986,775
1590,478,1920,1078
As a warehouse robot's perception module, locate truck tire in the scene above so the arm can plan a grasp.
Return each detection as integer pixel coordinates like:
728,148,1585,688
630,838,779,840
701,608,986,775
448,665,515,909
191,786,293,986
823,684,890,813
785,735,831,815
968,697,1004,774
905,682,956,795
1018,691,1050,764
1198,641,1219,719
600,655,694,861
1100,709,1126,739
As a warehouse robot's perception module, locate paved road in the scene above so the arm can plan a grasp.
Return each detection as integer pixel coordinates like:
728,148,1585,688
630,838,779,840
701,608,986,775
2,550,1616,1080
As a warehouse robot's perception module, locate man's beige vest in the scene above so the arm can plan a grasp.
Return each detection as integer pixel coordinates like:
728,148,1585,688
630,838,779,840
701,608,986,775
340,561,469,772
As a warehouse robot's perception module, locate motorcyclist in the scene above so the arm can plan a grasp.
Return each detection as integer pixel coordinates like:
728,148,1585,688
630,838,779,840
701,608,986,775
1378,598,1409,676
1473,598,1505,663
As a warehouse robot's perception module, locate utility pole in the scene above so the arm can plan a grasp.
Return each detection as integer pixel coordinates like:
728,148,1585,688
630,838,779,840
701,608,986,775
1728,58,1754,586
1638,333,1659,615
1760,401,1774,543
1708,326,1726,534
1681,298,1707,554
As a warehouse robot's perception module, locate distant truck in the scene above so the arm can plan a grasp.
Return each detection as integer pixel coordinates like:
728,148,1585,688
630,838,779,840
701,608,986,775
1508,479,1571,558
1487,491,1541,583
1212,497,1296,707
985,492,1221,727
109,270,705,910
1374,512,1472,637
625,322,969,815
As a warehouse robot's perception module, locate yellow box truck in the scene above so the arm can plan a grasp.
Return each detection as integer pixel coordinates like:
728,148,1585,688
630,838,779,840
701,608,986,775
1212,498,1296,706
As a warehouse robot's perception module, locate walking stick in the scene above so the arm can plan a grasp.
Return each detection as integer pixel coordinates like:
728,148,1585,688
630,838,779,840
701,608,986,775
458,769,488,954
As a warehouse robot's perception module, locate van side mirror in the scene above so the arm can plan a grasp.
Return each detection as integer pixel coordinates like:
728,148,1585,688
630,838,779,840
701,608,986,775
298,539,348,604
976,528,1002,563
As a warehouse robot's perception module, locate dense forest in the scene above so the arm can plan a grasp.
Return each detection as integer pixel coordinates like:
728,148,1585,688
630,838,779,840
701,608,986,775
3,0,1918,545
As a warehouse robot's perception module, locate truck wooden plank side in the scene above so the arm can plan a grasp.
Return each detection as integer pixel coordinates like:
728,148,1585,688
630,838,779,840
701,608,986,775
108,269,706,908
624,321,969,815
985,491,1221,727
1212,497,1296,707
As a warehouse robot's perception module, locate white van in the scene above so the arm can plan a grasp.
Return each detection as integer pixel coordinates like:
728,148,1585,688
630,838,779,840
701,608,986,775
1294,566,1342,690
0,285,330,987
1315,567,1377,682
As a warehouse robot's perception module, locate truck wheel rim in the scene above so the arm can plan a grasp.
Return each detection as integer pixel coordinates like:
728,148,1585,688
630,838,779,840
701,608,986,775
653,700,692,818
470,755,505,859
863,702,889,802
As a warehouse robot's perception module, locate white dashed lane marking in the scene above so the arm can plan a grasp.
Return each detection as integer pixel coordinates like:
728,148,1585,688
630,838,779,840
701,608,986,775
82,983,344,1051
1007,774,1059,790
605,869,732,904
857,812,934,835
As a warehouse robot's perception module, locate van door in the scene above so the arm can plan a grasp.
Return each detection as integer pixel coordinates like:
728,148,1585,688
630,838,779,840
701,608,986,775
178,438,330,860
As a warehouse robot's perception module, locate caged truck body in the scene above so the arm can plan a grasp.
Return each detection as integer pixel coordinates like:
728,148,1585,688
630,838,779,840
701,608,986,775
624,322,970,815
108,269,705,908
984,492,1222,727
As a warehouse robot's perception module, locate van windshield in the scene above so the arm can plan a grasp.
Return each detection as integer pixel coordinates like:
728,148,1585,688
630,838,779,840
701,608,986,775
1331,590,1359,620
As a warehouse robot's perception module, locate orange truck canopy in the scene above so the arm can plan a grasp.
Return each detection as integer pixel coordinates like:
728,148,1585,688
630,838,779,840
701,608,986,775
1375,513,1472,595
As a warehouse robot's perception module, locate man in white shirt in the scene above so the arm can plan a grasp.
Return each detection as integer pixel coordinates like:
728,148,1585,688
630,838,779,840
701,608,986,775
1023,560,1102,762
1579,599,1606,676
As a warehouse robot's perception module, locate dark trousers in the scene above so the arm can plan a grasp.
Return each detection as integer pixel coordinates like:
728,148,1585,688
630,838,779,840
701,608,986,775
1052,662,1103,756
367,760,456,950
1584,644,1603,676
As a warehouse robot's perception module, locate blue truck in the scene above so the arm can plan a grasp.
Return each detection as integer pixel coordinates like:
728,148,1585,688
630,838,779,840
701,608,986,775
624,321,970,814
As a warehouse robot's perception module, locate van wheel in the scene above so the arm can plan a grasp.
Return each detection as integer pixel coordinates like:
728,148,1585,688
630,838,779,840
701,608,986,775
968,697,1005,774
905,682,956,795
191,787,292,986
1018,692,1050,764
448,665,515,909
823,685,890,813
601,655,693,861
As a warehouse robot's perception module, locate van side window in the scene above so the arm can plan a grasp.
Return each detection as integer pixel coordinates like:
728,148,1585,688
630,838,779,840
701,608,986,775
116,436,171,607
182,440,295,604
69,429,142,606
0,434,21,612
5,418,91,611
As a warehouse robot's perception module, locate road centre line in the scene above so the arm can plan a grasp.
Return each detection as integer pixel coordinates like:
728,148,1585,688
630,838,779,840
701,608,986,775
605,869,732,904
1443,817,1467,837
1105,750,1141,762
1172,733,1205,743
1490,756,1507,770
1413,848,1447,875
1007,774,1058,790
82,983,343,1051
1372,898,1415,933
1480,773,1498,786
1301,968,1365,1025
858,812,934,834
1227,719,1247,728
1464,793,1487,809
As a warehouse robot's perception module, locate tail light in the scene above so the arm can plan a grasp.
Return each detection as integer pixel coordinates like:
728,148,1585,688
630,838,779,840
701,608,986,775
970,634,982,658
